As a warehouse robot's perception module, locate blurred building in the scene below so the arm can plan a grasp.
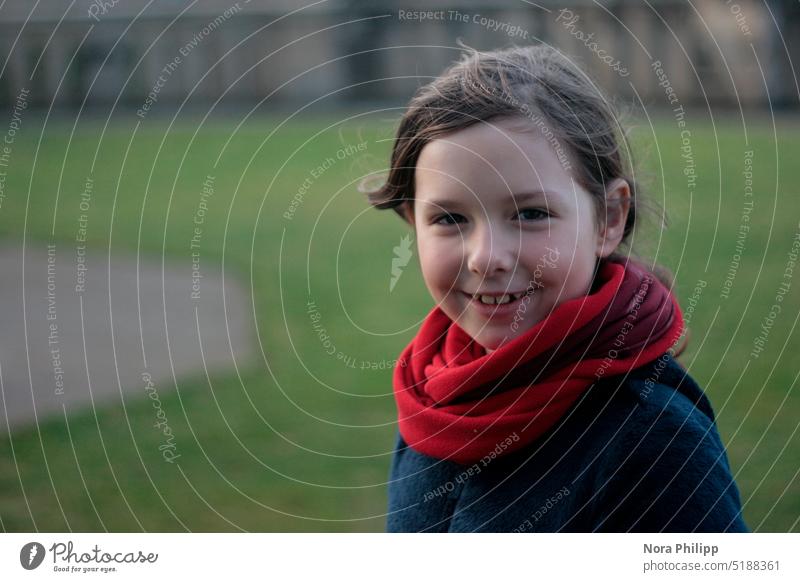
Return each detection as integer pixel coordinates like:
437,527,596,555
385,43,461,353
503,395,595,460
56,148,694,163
0,0,798,111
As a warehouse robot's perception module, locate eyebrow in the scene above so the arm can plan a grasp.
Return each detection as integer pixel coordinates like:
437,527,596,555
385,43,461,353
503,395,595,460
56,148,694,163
420,190,557,210
508,190,557,203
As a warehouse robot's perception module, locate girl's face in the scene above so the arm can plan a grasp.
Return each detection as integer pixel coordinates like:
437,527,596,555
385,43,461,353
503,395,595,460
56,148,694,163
410,116,629,352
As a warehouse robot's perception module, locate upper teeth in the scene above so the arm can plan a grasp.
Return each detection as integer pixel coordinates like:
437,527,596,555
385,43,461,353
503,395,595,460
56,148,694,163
475,292,521,305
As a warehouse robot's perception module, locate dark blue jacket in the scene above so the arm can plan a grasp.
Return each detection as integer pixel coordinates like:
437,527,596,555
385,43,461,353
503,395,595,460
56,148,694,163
387,355,748,532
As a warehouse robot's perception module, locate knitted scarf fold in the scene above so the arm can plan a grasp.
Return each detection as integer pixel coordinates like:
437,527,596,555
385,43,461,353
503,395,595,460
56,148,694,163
393,259,685,465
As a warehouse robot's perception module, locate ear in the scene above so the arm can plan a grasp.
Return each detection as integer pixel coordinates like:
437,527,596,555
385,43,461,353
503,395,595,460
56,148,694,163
595,178,631,258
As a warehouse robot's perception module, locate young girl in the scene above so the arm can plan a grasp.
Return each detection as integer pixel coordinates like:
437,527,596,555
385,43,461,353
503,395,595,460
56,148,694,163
367,45,748,532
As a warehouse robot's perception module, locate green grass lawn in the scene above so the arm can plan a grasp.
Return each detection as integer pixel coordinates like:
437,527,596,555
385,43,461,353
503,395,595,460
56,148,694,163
0,111,797,531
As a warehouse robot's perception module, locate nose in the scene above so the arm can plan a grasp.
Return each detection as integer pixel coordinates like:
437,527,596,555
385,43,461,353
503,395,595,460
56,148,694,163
466,223,516,277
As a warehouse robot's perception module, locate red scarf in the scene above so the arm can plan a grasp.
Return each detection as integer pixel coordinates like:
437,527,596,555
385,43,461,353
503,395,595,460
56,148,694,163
393,259,684,465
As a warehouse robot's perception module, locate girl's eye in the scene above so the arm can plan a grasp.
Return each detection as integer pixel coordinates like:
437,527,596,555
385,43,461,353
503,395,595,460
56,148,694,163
516,208,549,221
433,212,466,226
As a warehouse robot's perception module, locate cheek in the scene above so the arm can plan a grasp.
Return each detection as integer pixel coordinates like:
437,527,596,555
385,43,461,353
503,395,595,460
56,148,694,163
525,236,596,297
417,235,463,295
542,241,597,299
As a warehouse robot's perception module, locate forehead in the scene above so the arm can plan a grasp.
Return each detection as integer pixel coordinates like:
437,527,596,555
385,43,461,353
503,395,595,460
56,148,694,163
414,117,572,200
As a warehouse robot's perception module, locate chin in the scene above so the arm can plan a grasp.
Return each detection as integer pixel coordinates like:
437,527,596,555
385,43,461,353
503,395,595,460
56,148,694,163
470,329,511,352
470,316,543,352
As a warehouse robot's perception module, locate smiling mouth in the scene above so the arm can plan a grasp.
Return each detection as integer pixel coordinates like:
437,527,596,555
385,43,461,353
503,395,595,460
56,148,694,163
462,288,535,318
462,287,536,306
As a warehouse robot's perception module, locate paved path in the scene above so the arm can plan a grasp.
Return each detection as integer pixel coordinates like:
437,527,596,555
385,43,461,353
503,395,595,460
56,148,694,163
0,242,256,431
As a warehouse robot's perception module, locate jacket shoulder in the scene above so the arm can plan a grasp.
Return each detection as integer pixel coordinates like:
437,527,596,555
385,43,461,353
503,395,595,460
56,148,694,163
595,356,748,532
622,354,717,423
